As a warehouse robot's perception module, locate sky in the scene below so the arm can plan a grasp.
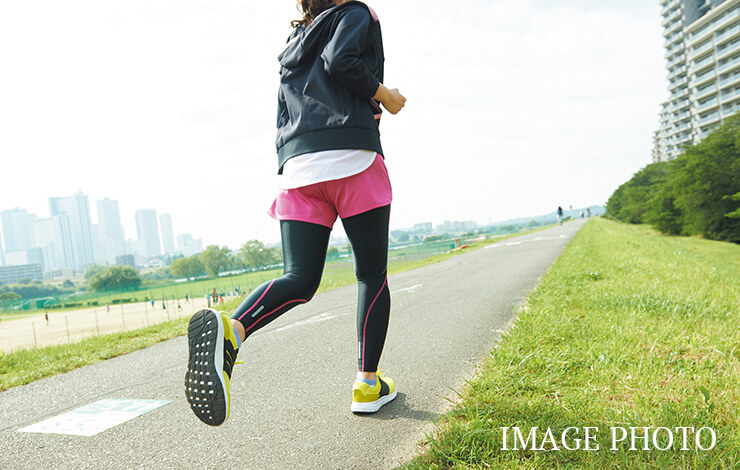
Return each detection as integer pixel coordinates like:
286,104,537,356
0,0,667,249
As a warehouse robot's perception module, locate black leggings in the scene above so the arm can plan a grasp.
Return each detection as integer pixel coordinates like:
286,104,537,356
231,205,391,372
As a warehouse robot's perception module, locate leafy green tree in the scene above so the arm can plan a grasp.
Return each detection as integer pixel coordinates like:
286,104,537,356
62,280,75,289
141,266,174,282
170,256,206,279
606,115,739,242
326,247,339,259
725,192,740,218
88,266,142,292
238,240,281,270
9,280,63,299
200,245,234,277
606,162,672,224
84,264,106,281
669,117,740,241
0,292,21,301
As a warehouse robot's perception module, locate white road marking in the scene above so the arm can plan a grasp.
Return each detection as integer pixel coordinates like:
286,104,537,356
273,312,337,333
18,399,171,437
397,284,423,294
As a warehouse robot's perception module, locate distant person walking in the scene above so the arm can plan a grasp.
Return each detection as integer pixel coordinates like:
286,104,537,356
557,206,564,226
185,0,406,426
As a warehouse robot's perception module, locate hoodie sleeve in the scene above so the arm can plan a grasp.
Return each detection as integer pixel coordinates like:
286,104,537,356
320,7,379,100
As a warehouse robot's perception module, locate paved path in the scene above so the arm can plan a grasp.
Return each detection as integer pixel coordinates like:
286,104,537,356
0,219,586,470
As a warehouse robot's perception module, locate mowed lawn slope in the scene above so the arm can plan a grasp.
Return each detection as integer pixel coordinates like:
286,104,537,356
404,218,739,469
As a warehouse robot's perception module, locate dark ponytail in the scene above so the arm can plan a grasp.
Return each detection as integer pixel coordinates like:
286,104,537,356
292,0,337,28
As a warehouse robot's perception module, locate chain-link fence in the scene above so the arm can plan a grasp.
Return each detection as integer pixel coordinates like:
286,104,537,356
0,235,477,352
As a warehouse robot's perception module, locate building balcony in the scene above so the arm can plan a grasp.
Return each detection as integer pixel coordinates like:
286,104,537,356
690,39,715,60
716,41,740,62
695,83,718,100
661,0,680,16
668,53,687,69
705,7,740,39
717,54,740,74
664,19,684,39
670,76,689,91
715,21,740,47
697,96,719,113
662,8,682,27
718,70,740,88
692,52,716,73
721,85,740,102
698,111,721,125
693,69,717,88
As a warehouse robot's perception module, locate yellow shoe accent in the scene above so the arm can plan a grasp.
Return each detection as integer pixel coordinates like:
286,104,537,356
351,372,397,413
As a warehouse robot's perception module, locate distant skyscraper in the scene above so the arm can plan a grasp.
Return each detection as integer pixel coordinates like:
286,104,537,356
176,234,204,257
95,198,127,265
97,198,125,242
32,215,74,271
656,0,740,161
49,192,95,269
159,213,175,254
135,209,162,258
1,208,36,253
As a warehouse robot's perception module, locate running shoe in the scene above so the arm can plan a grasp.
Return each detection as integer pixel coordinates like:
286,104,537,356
350,372,397,413
185,308,239,426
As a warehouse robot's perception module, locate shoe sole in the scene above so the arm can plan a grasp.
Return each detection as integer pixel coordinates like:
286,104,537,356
350,389,397,414
185,309,229,426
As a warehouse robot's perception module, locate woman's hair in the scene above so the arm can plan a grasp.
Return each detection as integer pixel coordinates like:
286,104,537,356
292,0,337,28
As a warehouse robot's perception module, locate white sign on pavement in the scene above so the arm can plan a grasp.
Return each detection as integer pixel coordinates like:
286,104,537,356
18,399,172,437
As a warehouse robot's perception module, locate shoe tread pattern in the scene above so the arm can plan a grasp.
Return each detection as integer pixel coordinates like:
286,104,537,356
185,310,227,426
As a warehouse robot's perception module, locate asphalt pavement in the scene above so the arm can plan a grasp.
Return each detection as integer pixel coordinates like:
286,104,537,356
0,219,587,470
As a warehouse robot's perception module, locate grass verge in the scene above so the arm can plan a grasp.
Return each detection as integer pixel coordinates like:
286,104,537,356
0,225,554,392
402,218,739,469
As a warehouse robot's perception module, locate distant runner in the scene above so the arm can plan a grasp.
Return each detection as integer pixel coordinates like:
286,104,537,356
557,206,564,226
185,0,406,426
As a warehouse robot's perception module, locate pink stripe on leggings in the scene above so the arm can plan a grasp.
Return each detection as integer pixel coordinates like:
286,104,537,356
244,298,308,334
361,276,387,371
237,280,275,321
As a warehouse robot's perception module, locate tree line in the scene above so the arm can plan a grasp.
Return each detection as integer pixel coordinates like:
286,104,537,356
1,240,282,301
606,116,740,243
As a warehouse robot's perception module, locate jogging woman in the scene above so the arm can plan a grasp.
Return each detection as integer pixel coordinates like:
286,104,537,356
185,0,406,426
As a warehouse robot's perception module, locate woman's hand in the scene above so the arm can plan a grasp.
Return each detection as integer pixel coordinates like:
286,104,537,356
374,83,406,114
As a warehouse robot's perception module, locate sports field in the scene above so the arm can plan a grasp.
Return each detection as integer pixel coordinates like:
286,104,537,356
0,296,216,352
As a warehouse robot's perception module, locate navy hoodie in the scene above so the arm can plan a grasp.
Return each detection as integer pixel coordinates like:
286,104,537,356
275,1,384,173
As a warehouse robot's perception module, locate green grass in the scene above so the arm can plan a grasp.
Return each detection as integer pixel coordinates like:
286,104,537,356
0,225,553,392
402,218,739,469
0,316,189,392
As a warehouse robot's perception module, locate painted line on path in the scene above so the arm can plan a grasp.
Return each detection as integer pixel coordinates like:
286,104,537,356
18,399,172,437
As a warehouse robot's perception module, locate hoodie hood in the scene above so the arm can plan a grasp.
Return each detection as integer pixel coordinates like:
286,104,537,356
279,2,369,70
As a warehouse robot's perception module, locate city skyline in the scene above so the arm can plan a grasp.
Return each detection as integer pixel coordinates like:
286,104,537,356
0,1,666,250
0,191,203,278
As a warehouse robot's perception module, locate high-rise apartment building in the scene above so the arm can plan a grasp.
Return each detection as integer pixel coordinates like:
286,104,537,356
656,0,740,161
159,213,175,254
135,209,162,258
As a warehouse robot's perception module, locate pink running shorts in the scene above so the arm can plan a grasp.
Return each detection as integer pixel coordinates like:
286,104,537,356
269,153,392,228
